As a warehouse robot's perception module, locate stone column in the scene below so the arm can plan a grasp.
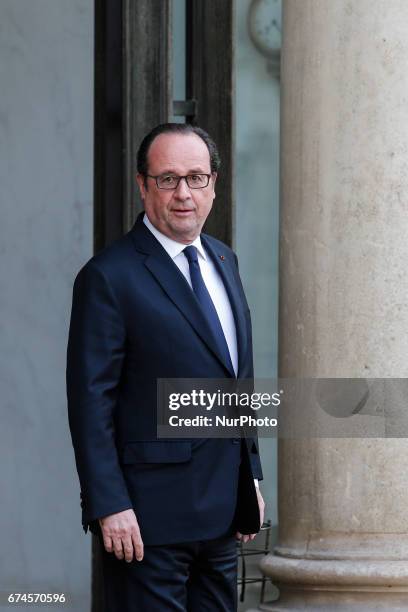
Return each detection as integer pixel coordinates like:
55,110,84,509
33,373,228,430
261,1,408,609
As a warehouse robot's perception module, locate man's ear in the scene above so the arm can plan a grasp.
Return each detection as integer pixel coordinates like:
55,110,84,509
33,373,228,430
211,172,217,195
136,173,147,200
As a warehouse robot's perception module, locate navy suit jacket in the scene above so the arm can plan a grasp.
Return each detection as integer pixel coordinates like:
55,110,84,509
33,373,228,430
67,213,263,545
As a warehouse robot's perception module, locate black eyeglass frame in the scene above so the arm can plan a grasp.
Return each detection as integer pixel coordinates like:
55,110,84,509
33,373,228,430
146,173,212,190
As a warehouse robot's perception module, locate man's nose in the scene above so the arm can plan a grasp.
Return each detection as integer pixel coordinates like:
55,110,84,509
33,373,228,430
174,177,191,199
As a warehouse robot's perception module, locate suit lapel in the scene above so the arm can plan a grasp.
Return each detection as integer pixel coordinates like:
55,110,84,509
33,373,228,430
129,215,235,376
201,235,248,378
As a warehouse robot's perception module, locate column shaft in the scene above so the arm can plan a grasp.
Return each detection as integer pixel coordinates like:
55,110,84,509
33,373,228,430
263,1,408,609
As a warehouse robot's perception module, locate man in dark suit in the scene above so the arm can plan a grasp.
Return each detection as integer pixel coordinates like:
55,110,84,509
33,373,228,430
67,123,264,611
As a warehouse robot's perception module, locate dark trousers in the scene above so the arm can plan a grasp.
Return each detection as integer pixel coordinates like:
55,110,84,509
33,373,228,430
101,534,238,612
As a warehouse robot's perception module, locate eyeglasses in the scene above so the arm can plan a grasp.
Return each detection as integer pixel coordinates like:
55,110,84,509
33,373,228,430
146,173,211,190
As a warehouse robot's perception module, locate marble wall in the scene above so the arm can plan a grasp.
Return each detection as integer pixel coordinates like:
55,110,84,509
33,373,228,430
235,0,280,529
0,1,93,609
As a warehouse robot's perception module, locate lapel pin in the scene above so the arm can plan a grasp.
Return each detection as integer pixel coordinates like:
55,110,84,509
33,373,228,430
220,255,225,261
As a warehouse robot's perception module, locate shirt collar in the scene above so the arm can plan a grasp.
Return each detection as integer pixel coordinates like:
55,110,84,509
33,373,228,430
143,213,207,261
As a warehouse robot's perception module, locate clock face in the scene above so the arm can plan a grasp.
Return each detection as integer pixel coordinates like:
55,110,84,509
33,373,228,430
248,0,282,59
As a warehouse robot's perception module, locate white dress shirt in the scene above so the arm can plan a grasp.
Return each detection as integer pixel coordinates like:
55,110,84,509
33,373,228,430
143,213,238,375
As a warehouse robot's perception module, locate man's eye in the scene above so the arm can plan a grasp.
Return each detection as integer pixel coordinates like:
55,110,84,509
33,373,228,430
162,175,176,183
189,175,205,184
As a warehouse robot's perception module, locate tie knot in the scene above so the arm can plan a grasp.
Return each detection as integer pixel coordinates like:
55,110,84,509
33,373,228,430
183,245,198,264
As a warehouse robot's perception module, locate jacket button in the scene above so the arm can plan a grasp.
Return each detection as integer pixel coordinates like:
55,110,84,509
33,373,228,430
232,438,240,445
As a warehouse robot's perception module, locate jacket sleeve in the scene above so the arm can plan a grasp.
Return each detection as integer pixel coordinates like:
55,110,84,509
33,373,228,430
66,261,133,531
247,438,263,481
246,307,263,481
233,252,263,482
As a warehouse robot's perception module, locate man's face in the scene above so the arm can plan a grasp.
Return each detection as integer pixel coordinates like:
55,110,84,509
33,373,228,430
136,132,217,244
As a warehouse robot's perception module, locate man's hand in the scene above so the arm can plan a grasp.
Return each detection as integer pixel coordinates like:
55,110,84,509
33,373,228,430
98,509,144,562
236,487,265,544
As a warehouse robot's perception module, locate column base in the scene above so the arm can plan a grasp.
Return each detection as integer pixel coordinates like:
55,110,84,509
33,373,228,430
260,554,408,611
